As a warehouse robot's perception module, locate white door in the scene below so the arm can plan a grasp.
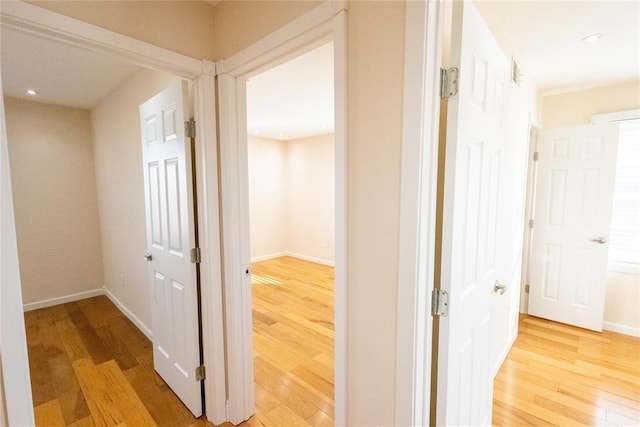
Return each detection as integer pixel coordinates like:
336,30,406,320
437,1,510,425
140,81,202,417
528,124,619,331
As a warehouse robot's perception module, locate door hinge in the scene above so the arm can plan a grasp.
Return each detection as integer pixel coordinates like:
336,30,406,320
431,289,449,317
185,118,196,138
533,151,539,161
440,67,459,99
190,247,201,264
528,219,535,229
195,365,205,381
525,284,530,294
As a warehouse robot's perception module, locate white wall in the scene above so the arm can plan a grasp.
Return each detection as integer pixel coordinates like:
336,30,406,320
286,134,335,264
541,81,640,335
247,136,287,260
4,98,104,306
91,68,181,334
248,134,335,265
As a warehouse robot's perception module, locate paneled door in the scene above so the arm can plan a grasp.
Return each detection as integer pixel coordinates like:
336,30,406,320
140,81,202,416
528,124,619,331
437,1,510,425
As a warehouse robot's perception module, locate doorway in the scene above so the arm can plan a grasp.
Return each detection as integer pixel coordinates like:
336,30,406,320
0,2,223,424
245,42,336,424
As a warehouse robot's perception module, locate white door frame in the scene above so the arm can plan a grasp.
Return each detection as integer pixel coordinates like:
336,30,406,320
215,1,348,424
0,2,227,424
394,1,442,425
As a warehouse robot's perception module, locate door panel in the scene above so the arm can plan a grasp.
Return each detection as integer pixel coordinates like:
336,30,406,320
140,81,202,417
437,1,510,425
529,123,619,331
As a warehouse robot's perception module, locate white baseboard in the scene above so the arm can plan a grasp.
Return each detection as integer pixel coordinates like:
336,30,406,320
493,330,518,378
251,252,287,263
286,251,335,267
23,288,104,312
103,287,153,340
603,321,640,338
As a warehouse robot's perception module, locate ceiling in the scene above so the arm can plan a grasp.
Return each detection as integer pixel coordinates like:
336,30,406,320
476,0,640,93
246,42,334,141
1,27,140,109
1,1,638,135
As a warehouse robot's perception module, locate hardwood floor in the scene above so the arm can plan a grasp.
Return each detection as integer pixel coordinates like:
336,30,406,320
25,259,638,426
493,315,640,426
25,256,334,427
244,256,334,427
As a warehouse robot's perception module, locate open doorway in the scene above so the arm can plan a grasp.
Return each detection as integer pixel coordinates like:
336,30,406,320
1,21,210,425
244,42,336,425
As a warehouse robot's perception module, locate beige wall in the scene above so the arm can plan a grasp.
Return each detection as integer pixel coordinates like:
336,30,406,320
27,0,218,60
541,82,640,333
542,80,640,127
287,134,335,264
248,134,335,264
248,136,288,259
91,68,181,331
5,98,104,305
604,271,640,331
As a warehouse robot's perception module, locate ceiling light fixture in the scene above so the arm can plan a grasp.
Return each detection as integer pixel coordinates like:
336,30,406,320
25,89,38,96
582,33,603,43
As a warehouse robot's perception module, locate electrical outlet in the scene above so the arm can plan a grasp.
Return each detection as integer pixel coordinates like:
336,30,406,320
120,274,125,287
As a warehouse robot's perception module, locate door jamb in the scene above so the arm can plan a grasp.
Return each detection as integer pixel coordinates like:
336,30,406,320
0,2,227,424
394,1,443,425
215,1,348,424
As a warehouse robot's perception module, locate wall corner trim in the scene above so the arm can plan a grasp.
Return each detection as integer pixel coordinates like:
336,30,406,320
603,321,640,338
23,288,104,312
103,287,153,340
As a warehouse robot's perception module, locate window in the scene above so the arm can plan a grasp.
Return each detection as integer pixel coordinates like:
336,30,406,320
608,120,640,274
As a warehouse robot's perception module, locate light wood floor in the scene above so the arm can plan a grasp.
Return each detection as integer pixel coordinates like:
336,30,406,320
493,315,640,426
25,258,639,426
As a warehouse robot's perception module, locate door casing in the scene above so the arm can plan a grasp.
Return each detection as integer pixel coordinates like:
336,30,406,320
215,2,348,424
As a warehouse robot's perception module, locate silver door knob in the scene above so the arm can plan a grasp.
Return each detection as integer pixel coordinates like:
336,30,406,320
493,281,507,295
589,237,607,244
143,252,153,261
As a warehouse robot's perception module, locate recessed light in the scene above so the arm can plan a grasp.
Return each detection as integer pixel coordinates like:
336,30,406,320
25,89,38,96
582,33,603,43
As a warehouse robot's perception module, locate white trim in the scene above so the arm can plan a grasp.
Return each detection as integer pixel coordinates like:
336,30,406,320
216,2,348,424
541,78,640,97
23,288,104,312
285,252,335,267
591,109,640,124
608,263,640,275
193,73,227,424
0,1,203,78
250,252,288,263
603,321,640,338
103,287,153,340
394,2,442,425
0,3,226,424
492,330,518,378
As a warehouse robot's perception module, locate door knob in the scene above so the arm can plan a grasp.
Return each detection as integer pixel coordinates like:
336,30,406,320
589,237,607,244
143,252,153,261
493,281,507,295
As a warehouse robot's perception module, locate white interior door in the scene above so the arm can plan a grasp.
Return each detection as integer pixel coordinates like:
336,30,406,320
528,123,619,331
140,81,202,417
437,2,509,425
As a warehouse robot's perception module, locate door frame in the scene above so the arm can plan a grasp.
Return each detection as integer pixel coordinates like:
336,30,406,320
394,1,442,425
215,1,347,424
0,2,228,424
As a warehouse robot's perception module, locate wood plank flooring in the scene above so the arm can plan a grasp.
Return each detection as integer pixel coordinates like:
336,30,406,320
493,315,640,426
25,258,639,426
25,256,334,427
